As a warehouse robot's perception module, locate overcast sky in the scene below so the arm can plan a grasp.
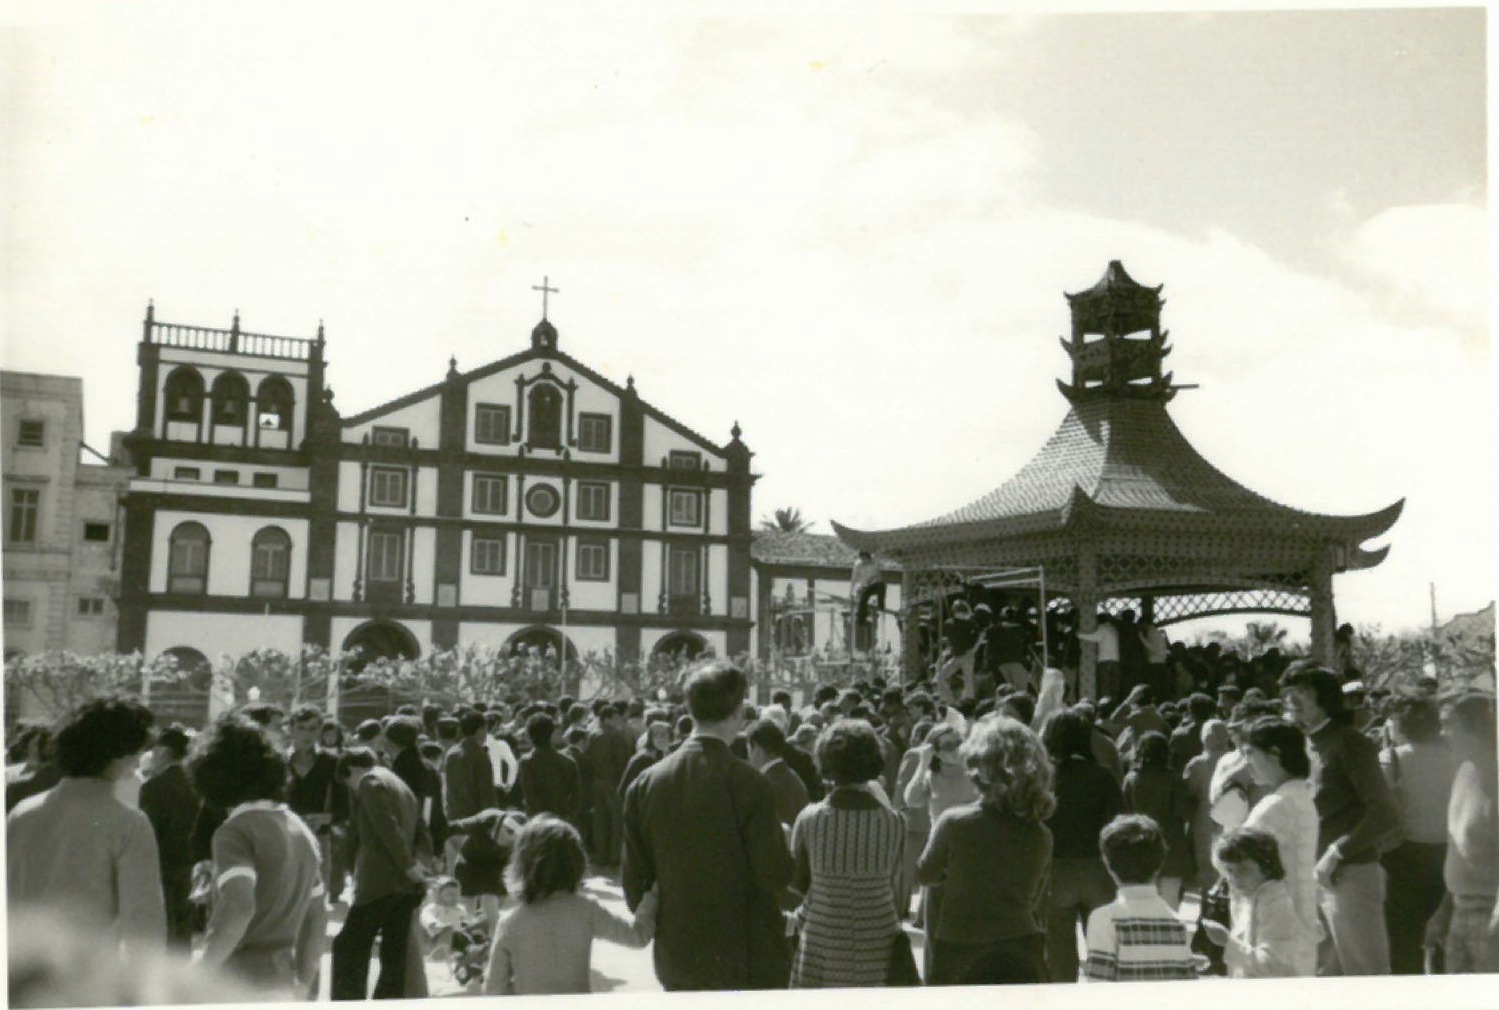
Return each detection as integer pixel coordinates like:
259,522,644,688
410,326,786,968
2,4,1490,639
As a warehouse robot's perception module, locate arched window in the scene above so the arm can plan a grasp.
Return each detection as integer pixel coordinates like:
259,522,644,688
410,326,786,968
256,377,295,431
163,367,205,423
527,384,562,449
210,372,249,426
167,521,211,593
249,526,291,598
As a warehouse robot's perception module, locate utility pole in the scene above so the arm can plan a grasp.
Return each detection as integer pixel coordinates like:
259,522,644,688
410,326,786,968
1430,582,1442,682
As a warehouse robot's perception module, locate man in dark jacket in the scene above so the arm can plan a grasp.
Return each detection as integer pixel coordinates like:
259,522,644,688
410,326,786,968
1281,661,1400,977
744,718,808,829
585,702,634,868
442,710,497,823
515,713,581,825
330,747,431,1000
623,660,795,990
382,717,427,808
138,723,198,948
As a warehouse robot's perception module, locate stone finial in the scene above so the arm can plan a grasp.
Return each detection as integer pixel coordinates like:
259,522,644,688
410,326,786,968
447,355,459,379
731,420,743,441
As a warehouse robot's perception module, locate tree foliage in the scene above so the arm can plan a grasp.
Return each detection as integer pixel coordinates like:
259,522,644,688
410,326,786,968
758,506,812,533
4,651,184,720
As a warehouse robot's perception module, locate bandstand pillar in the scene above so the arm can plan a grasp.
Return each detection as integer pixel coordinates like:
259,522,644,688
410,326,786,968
902,568,927,688
1075,545,1098,699
1309,546,1337,668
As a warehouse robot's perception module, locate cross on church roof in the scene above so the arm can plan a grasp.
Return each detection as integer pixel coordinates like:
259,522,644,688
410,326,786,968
532,275,559,320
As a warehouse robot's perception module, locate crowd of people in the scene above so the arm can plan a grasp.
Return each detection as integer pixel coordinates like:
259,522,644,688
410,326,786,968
4,650,1497,1002
907,595,1365,707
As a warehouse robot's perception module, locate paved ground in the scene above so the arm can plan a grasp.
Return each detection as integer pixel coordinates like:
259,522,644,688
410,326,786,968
319,874,1203,996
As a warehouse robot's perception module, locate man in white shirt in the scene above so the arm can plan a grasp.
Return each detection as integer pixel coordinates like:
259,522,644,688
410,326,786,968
1075,613,1120,701
484,711,518,798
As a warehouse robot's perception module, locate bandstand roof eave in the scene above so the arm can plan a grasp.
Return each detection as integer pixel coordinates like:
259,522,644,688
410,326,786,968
830,497,1405,562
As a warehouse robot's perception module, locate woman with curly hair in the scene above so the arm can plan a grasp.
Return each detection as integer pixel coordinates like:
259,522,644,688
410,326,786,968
6,695,164,953
186,716,326,998
788,718,907,988
916,714,1055,985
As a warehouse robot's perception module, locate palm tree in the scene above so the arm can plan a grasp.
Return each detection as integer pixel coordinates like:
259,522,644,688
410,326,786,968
758,506,812,533
1239,620,1289,659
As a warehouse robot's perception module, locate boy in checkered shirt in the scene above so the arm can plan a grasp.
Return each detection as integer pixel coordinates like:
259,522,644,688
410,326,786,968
1083,814,1199,982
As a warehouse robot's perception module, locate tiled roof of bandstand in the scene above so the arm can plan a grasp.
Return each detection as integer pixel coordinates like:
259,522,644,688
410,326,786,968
832,261,1404,572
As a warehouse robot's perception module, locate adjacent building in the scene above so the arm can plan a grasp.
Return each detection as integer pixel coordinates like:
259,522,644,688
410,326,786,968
749,529,903,674
2,371,133,664
116,305,759,680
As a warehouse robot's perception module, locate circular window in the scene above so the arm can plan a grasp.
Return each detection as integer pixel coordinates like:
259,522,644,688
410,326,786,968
525,483,561,518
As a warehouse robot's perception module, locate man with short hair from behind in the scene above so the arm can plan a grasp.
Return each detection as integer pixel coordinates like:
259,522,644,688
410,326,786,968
745,718,809,830
585,703,634,868
623,659,795,990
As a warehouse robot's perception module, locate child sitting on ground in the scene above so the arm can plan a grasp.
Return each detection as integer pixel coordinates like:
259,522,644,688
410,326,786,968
419,877,467,959
1083,814,1199,982
484,814,658,995
1204,828,1317,978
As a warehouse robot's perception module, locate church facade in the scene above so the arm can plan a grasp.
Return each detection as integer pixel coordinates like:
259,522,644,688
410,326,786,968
116,303,756,675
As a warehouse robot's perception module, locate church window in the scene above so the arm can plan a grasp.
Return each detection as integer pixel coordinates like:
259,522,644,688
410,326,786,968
472,474,508,515
475,404,511,445
527,384,563,449
667,488,701,527
578,413,612,453
577,482,610,522
369,466,408,508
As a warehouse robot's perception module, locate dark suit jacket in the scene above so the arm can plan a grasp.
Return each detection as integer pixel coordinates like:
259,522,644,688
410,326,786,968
783,745,823,803
442,738,498,822
585,727,633,795
623,735,794,991
138,763,198,868
517,747,581,822
761,758,809,828
348,766,430,906
389,746,428,804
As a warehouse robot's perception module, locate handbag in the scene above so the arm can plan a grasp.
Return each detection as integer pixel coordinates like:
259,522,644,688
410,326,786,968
1191,878,1231,976
886,929,921,986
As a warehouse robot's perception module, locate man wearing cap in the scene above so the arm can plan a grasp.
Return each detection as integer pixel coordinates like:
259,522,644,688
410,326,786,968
1281,660,1400,976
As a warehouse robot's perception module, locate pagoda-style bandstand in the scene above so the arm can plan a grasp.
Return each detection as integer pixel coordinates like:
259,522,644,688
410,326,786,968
833,261,1402,691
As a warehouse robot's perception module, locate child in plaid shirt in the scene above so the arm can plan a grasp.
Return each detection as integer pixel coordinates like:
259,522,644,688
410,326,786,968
1083,814,1198,982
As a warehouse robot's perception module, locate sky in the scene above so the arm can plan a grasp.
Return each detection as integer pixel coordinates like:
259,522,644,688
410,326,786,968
1,3,1491,643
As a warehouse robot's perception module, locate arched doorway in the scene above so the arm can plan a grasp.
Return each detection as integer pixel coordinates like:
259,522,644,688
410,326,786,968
651,630,711,664
151,647,214,728
338,620,421,724
341,620,421,674
503,626,578,662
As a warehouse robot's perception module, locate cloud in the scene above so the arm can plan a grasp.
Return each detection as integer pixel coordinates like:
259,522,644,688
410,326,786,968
1338,203,1488,339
